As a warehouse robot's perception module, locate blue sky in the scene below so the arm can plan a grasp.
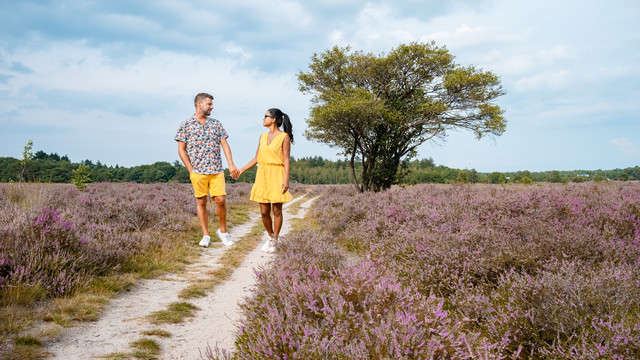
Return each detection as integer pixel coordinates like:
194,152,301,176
1,0,638,172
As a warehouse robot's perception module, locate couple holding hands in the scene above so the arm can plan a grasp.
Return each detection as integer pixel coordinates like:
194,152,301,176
175,93,294,253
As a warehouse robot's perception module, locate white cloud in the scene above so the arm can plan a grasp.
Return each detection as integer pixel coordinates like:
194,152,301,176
0,37,326,166
225,43,253,61
329,30,345,46
1,0,640,171
515,70,569,91
612,137,638,156
422,24,490,48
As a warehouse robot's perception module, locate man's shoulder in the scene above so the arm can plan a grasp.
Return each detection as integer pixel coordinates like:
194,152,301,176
179,116,197,125
176,118,195,130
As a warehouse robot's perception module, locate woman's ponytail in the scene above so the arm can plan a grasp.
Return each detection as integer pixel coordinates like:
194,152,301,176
281,113,294,144
269,108,294,144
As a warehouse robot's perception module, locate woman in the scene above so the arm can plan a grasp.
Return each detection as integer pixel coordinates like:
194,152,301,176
237,108,293,252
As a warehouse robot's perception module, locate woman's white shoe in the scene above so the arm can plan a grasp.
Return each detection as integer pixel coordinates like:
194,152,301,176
261,235,276,253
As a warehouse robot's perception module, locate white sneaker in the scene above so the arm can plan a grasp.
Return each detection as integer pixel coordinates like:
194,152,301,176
260,234,272,251
261,235,276,253
199,235,211,247
216,229,234,246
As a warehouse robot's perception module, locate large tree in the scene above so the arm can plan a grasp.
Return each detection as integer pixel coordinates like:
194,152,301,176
298,42,506,192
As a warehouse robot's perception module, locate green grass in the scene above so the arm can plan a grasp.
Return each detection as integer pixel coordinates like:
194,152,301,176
226,203,254,227
140,329,171,338
99,353,131,360
14,335,42,346
148,302,199,324
131,338,161,359
100,338,162,360
0,335,50,360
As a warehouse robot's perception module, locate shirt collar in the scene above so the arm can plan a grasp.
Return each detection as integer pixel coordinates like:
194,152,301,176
190,115,213,124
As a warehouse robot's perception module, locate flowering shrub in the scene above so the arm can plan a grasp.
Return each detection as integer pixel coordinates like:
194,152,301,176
221,182,640,359
230,231,495,359
0,182,257,298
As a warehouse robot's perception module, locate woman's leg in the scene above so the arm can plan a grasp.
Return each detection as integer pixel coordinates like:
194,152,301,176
259,202,273,237
272,203,283,238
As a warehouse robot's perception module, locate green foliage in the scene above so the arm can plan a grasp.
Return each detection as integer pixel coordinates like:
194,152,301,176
299,42,506,192
546,170,563,183
2,146,638,187
71,165,92,190
488,172,507,184
19,140,34,182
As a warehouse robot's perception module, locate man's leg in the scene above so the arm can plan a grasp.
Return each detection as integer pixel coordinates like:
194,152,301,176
208,172,229,234
196,195,209,236
213,195,227,233
208,173,233,246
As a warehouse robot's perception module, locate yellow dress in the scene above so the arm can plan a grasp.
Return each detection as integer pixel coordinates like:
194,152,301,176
250,132,293,203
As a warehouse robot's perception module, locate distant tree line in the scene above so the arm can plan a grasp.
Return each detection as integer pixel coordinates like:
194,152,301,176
0,151,638,185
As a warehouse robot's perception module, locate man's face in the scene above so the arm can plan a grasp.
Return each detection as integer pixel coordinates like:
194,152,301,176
199,98,213,116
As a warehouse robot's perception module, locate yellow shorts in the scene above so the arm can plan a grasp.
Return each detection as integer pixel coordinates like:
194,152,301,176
190,172,226,198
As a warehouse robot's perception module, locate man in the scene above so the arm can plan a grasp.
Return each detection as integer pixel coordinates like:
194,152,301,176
175,93,239,247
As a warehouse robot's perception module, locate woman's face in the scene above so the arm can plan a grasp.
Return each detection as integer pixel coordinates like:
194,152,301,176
263,111,275,127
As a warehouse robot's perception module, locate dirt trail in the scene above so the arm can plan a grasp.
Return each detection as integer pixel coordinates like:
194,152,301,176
46,195,316,359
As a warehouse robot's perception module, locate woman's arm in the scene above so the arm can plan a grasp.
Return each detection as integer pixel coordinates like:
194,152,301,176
238,141,260,176
220,138,239,178
282,134,291,194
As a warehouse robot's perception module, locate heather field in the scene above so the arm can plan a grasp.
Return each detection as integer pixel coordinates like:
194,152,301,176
0,181,309,357
223,182,640,359
1,182,218,299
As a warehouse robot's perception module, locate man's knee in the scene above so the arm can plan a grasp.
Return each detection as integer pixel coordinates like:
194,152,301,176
196,196,208,206
213,195,226,206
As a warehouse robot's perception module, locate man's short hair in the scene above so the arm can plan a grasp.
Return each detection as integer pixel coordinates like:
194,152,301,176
194,93,214,107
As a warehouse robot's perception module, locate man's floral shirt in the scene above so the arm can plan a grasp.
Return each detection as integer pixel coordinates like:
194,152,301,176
175,116,229,174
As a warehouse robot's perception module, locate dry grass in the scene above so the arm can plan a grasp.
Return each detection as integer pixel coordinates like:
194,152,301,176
0,345,51,360
0,285,48,307
287,196,321,234
0,304,38,356
123,228,201,279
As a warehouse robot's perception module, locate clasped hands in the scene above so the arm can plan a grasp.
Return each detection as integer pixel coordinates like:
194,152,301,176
229,165,241,179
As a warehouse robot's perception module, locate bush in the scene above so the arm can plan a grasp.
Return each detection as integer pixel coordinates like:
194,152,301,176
0,182,258,298
216,182,640,359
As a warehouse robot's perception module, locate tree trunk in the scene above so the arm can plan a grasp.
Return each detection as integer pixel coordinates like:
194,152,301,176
348,146,363,193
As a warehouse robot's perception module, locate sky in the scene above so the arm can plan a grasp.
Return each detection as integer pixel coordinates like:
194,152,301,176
1,0,639,173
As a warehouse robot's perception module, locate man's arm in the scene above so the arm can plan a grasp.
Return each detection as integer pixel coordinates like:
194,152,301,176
220,138,239,178
177,141,193,173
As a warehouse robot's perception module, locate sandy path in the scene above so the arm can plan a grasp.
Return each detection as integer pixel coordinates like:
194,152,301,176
46,195,316,359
